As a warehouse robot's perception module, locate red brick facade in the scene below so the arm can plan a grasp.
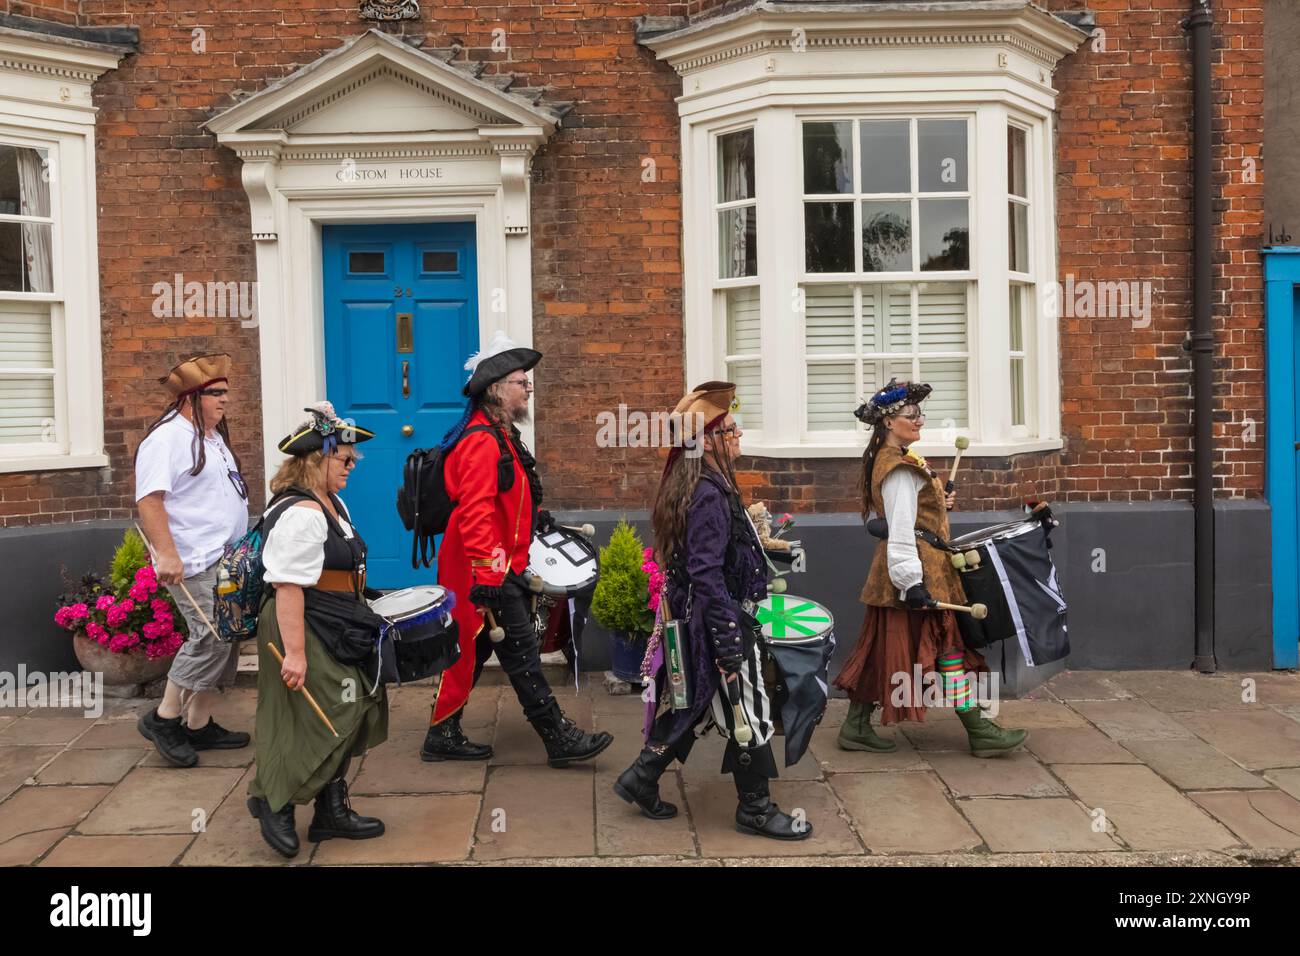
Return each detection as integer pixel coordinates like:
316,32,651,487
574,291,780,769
0,0,1266,525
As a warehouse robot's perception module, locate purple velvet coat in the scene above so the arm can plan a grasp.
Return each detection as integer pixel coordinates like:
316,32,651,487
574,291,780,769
644,469,768,747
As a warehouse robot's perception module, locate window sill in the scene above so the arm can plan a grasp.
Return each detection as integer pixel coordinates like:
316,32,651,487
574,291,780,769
0,453,110,474
741,438,1064,459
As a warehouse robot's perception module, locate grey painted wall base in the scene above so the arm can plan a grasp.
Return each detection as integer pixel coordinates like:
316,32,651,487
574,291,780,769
0,501,1275,697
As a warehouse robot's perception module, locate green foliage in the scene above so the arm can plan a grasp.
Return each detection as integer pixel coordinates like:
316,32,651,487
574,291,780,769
589,520,654,638
110,529,150,592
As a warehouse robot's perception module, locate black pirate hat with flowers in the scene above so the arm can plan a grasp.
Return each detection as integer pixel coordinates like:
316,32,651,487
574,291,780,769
854,379,933,426
277,401,375,457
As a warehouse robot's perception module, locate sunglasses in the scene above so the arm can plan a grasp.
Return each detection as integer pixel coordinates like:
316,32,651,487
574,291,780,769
331,453,362,469
227,470,249,500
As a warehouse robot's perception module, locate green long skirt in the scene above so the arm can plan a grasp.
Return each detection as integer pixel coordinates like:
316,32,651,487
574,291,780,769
248,593,388,812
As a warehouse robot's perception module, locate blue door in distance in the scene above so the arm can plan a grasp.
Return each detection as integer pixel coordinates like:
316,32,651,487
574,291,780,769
323,221,477,588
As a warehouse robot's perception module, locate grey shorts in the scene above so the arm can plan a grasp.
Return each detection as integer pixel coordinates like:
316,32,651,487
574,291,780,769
165,562,238,692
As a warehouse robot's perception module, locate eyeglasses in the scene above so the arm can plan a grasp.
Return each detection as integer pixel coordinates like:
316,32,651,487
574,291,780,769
898,412,926,423
200,387,229,397
714,425,742,438
506,377,533,392
332,453,361,469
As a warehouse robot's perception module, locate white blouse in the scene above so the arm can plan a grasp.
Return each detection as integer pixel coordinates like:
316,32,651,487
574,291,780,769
881,466,928,598
262,499,355,586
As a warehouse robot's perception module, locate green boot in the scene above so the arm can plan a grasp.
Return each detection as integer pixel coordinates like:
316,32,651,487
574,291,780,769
956,707,1028,758
837,701,897,752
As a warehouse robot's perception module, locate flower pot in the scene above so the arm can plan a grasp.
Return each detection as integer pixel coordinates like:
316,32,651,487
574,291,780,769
608,630,646,684
72,633,174,687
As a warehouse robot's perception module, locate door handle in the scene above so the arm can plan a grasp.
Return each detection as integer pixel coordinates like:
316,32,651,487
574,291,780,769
402,424,414,437
402,360,410,399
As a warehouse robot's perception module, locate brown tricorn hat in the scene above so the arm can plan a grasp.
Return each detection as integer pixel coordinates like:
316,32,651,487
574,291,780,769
159,353,232,399
668,380,738,443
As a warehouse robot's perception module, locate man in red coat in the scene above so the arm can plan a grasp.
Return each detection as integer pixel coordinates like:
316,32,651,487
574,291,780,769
422,332,612,767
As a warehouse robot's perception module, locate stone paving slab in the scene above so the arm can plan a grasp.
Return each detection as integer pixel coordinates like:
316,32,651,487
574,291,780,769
1263,768,1300,802
1173,710,1300,771
313,793,481,864
70,718,154,749
36,748,146,786
353,731,487,794
1041,671,1134,701
1025,727,1142,765
896,711,970,752
925,752,1067,798
809,726,930,773
1053,764,1238,852
595,769,697,857
687,776,861,858
179,767,311,867
0,785,110,865
0,716,95,746
0,745,63,801
40,834,195,867
958,798,1122,853
1069,699,1196,741
79,767,244,835
1107,671,1263,713
987,700,1089,729
829,771,981,854
473,765,596,860
1187,791,1300,850
1120,738,1270,791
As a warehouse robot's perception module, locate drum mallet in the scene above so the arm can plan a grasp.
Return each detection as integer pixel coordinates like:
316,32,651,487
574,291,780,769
928,599,988,619
559,522,596,538
524,572,544,615
725,675,754,744
945,436,970,494
483,608,506,643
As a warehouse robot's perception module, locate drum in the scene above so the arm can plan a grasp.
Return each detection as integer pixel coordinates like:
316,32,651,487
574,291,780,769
368,585,460,684
527,527,599,598
948,510,1069,666
754,593,836,766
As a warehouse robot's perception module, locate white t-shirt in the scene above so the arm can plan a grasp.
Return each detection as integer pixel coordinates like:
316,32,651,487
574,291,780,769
262,500,355,587
134,413,249,576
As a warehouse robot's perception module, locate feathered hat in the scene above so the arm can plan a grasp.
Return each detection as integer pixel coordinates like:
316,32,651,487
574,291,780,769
854,379,933,426
462,330,541,398
277,401,375,457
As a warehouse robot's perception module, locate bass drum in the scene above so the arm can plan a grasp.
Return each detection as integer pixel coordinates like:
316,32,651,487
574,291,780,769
754,593,835,767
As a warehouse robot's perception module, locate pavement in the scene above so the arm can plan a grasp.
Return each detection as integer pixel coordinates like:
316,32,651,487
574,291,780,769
3,668,1300,866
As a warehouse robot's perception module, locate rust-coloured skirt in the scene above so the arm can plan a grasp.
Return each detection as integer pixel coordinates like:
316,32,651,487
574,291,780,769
834,604,986,725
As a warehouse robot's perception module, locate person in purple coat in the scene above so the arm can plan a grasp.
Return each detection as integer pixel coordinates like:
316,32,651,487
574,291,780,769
613,382,812,841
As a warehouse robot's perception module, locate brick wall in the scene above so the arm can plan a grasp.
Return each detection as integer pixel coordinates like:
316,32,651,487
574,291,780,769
0,0,1266,525
1,0,80,26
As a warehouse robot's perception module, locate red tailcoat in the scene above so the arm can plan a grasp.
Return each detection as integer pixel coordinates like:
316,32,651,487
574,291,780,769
433,410,533,723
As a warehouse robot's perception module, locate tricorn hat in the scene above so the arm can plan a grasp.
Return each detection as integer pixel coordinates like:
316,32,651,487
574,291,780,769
277,401,375,457
463,330,541,398
668,381,738,443
160,353,231,399
854,379,933,426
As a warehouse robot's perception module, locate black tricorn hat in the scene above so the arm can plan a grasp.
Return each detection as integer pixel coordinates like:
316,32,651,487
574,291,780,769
463,330,541,398
854,379,933,426
277,401,375,456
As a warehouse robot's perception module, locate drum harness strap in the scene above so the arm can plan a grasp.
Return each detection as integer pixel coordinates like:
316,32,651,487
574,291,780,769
865,517,953,553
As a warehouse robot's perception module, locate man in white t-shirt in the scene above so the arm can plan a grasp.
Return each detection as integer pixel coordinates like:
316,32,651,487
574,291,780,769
134,353,251,768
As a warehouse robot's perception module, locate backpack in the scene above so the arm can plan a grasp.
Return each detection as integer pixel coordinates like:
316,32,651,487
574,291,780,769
396,424,516,569
212,488,316,642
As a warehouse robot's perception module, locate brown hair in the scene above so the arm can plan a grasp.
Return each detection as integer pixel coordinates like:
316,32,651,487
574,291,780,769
133,393,241,477
269,451,327,496
652,421,742,567
858,422,889,521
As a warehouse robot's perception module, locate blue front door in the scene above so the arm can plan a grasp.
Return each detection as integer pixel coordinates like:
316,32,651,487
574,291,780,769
323,221,477,588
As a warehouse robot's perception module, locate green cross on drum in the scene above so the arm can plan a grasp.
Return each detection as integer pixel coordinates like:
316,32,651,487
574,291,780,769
756,594,834,644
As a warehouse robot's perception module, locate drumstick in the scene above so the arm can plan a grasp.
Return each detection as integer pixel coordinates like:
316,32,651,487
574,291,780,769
725,675,754,744
558,523,596,538
134,523,220,641
945,436,970,494
928,600,988,620
266,642,339,737
484,608,506,643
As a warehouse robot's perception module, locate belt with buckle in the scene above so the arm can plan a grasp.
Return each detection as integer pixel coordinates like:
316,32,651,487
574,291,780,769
315,568,365,594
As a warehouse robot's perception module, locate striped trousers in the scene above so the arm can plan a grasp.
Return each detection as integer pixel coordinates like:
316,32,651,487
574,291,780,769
705,641,776,751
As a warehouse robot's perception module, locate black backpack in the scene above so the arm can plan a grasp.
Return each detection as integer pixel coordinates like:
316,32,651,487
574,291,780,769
396,424,517,569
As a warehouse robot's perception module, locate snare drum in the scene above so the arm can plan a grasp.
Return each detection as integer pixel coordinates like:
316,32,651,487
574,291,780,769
527,527,599,598
368,585,460,684
754,593,835,766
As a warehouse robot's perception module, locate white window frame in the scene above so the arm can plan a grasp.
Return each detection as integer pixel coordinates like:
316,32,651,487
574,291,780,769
0,32,126,473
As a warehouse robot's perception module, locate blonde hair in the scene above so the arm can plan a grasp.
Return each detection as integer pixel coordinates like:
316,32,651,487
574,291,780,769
269,451,327,495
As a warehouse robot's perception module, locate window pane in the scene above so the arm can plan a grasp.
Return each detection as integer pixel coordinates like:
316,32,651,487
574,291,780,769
804,284,854,354
918,358,968,427
806,362,855,431
861,286,877,353
0,144,51,218
861,201,911,272
0,376,55,443
1011,358,1025,427
802,121,853,194
1009,201,1029,273
719,207,757,278
917,283,966,353
863,359,914,398
1009,284,1024,352
348,251,385,274
918,199,969,271
0,303,53,369
884,284,912,354
804,202,854,273
859,121,910,193
421,250,457,273
717,129,755,203
918,119,967,192
1008,126,1028,198
726,286,761,355
728,361,762,430
0,221,53,292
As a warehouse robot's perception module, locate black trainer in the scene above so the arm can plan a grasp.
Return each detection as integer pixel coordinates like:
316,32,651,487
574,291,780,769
185,718,251,751
529,700,614,768
247,795,299,858
420,712,492,762
138,708,198,768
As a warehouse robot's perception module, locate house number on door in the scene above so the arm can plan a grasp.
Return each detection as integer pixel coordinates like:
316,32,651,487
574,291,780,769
393,287,412,297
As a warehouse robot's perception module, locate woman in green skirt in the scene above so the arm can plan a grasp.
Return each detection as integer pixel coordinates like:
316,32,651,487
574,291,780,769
246,402,389,858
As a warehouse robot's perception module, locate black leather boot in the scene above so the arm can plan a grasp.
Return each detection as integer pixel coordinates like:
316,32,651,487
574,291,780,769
138,708,198,768
613,746,678,819
307,760,384,842
420,711,492,762
732,750,813,841
246,796,299,858
528,700,613,768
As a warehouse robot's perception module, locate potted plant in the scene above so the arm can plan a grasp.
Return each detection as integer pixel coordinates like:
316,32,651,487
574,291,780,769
589,520,657,683
53,529,188,686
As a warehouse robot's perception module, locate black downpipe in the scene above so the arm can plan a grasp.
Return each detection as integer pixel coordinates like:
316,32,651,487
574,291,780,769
1185,1,1216,673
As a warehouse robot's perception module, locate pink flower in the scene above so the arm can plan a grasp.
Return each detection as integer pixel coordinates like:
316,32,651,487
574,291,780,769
54,606,75,629
108,633,131,653
136,565,157,585
69,603,89,621
86,622,108,644
128,583,150,602
96,594,116,611
105,606,128,628
150,598,170,615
